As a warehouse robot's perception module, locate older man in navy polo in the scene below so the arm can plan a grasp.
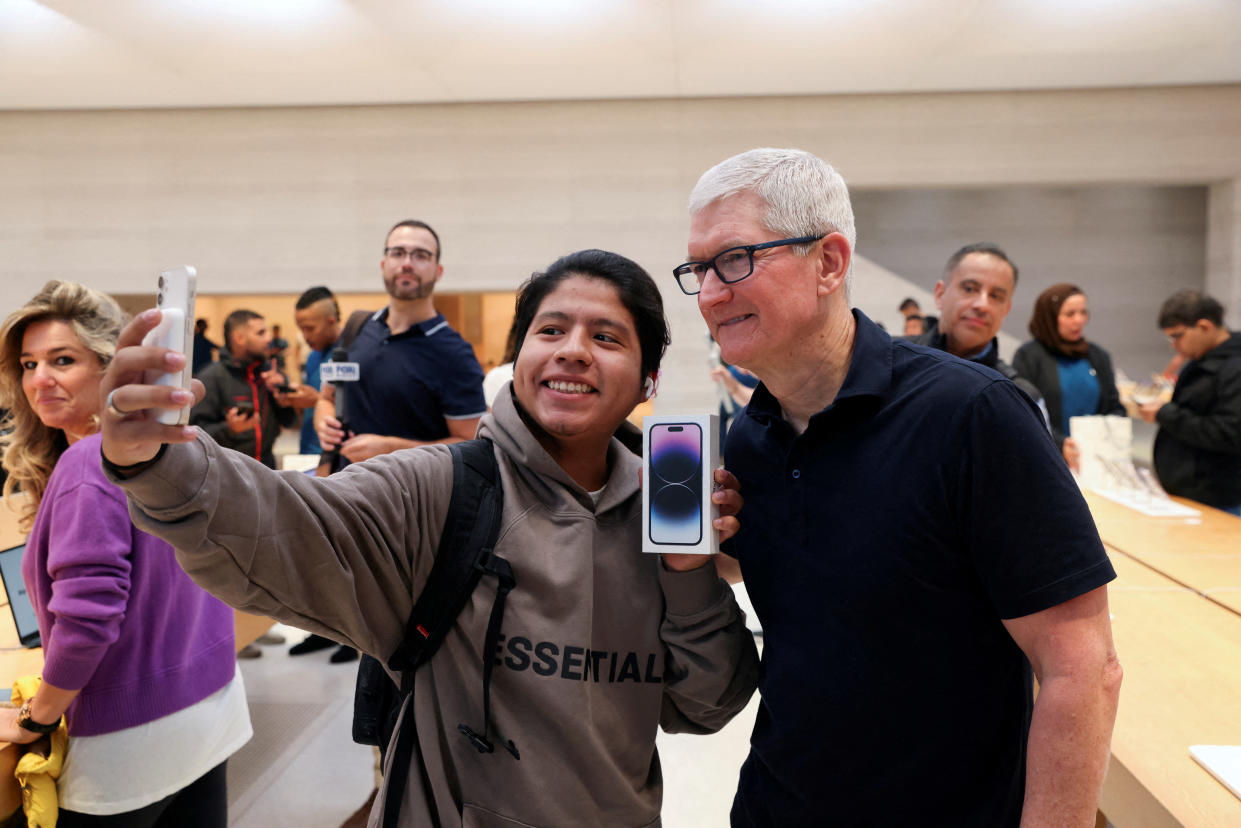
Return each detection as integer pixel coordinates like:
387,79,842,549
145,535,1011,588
677,148,1122,827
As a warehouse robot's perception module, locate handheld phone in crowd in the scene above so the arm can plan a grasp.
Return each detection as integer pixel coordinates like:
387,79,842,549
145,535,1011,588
142,266,197,426
642,414,719,555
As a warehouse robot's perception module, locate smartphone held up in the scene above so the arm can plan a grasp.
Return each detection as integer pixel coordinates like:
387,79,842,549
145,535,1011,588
642,414,720,555
141,266,197,426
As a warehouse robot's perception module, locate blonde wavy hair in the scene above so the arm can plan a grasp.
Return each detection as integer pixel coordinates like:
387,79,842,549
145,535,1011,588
0,281,125,531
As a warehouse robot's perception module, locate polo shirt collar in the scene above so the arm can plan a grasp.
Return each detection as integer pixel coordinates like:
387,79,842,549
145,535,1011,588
746,309,892,427
373,307,449,338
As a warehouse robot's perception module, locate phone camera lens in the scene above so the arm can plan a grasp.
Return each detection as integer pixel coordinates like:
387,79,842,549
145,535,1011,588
158,276,165,290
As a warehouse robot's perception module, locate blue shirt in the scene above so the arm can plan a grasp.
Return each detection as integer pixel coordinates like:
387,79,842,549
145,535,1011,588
299,346,331,454
344,310,486,441
724,311,1115,827
1056,355,1101,435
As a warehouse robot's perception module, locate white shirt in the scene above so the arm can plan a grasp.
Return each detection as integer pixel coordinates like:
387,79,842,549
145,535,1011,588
57,668,252,815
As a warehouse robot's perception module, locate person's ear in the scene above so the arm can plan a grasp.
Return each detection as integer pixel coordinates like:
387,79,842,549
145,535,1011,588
816,232,851,298
932,279,947,310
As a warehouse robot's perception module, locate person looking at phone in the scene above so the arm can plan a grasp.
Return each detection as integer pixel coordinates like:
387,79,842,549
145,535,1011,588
0,281,251,827
275,286,342,456
191,308,296,469
1139,289,1241,514
277,286,361,662
95,249,759,827
680,148,1121,826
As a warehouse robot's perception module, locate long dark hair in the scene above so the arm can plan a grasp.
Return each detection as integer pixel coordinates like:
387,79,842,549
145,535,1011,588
1028,282,1088,358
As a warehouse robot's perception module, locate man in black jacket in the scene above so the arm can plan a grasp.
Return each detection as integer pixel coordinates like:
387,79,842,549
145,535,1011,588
1140,290,1241,514
911,242,1045,408
191,309,297,469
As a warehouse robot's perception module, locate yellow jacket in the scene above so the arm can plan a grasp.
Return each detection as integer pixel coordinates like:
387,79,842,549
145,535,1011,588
11,676,67,828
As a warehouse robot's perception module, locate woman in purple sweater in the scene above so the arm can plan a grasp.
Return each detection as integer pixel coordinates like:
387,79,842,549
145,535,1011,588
0,281,250,827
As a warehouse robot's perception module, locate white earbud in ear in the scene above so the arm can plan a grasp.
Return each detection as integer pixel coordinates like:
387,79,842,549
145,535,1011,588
642,377,656,400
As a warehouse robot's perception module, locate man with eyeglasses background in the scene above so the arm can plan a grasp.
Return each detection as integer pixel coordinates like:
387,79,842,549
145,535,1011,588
313,219,486,465
312,219,487,817
679,148,1121,827
1139,289,1241,514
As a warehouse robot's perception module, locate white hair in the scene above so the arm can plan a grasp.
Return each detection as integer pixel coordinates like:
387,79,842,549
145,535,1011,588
689,148,856,295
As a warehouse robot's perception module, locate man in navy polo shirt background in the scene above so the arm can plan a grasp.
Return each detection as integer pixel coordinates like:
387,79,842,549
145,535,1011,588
677,148,1122,826
311,220,484,665
314,219,486,462
313,219,487,814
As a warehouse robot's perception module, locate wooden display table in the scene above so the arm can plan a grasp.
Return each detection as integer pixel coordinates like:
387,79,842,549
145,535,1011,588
1100,550,1241,827
1087,489,1241,826
1085,490,1241,612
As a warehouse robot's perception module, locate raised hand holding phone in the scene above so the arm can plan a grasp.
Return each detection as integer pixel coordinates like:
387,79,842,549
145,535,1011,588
99,309,204,470
141,266,197,426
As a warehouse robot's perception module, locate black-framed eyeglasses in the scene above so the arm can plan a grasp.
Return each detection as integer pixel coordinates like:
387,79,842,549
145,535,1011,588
384,246,436,263
672,235,824,295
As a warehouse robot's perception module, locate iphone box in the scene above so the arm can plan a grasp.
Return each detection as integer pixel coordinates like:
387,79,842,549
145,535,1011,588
642,414,719,555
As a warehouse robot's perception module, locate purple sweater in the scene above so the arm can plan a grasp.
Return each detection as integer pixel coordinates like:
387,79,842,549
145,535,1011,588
22,433,236,736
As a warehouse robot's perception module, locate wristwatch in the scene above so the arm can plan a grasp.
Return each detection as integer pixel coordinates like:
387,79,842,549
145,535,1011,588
16,698,61,735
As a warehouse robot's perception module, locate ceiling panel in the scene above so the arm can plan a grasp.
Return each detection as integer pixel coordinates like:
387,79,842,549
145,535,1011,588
0,0,1238,110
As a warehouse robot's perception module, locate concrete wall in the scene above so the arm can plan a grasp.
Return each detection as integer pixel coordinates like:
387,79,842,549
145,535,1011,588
3,84,1240,410
851,185,1208,378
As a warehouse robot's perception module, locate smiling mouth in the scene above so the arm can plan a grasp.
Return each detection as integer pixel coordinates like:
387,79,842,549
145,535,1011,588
545,380,595,394
718,313,754,327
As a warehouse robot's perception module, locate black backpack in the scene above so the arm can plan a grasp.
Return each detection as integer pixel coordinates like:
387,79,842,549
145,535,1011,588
351,437,517,828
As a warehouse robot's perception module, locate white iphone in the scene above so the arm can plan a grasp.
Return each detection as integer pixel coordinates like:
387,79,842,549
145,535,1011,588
142,266,197,425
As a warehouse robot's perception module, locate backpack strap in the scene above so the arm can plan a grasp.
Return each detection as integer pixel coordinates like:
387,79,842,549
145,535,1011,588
387,438,506,675
338,309,372,352
381,438,514,828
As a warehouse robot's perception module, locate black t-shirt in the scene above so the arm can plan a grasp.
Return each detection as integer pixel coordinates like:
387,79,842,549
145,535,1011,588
724,311,1115,827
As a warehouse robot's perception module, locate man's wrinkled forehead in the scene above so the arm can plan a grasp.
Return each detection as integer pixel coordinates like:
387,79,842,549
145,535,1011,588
948,252,1015,292
687,192,768,253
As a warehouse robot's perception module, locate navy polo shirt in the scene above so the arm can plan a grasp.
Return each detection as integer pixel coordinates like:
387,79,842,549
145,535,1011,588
724,310,1115,827
344,310,486,442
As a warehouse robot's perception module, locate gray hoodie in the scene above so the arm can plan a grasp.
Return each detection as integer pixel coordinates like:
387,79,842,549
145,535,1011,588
110,388,759,827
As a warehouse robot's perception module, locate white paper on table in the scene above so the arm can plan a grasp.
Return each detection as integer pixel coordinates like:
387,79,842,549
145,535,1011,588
1071,414,1132,491
1088,486,1202,518
1190,745,1241,801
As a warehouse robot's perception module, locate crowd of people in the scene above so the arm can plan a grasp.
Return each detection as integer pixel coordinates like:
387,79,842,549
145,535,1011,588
0,146,1237,827
890,252,1240,515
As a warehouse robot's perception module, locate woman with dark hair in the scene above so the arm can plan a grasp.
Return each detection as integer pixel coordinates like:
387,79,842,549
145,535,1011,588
1013,283,1125,470
96,250,759,827
0,281,250,827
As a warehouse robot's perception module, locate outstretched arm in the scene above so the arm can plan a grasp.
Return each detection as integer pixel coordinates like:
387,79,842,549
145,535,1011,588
98,309,453,660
